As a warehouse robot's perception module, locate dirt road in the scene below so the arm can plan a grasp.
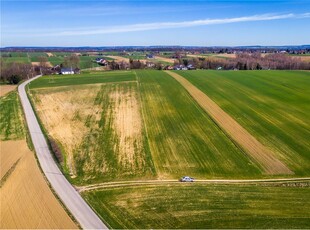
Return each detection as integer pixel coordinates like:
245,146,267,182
165,71,292,175
77,177,310,192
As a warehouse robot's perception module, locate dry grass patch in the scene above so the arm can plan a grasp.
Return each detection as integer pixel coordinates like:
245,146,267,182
31,85,103,177
106,55,130,63
154,56,175,64
32,83,154,183
0,140,77,229
46,52,53,57
31,61,52,67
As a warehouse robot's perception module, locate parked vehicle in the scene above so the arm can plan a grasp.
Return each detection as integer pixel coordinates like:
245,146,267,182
180,176,194,182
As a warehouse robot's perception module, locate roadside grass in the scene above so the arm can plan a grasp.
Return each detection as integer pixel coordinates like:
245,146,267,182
0,91,25,140
137,70,261,179
83,183,310,229
178,70,310,176
29,71,136,89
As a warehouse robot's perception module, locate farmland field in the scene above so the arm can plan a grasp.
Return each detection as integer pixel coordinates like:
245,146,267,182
27,69,310,228
1,57,30,63
0,88,77,228
0,140,77,229
0,91,25,140
82,183,310,229
30,70,262,185
177,70,310,176
29,71,135,88
137,70,261,179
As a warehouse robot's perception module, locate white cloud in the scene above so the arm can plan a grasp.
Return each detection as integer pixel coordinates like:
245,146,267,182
12,13,310,37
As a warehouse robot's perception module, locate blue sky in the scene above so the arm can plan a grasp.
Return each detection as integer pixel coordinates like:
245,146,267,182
1,0,310,47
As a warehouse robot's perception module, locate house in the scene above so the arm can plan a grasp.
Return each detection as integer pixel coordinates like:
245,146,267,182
174,65,188,70
51,64,61,73
146,62,155,68
59,68,79,75
95,58,108,66
146,54,155,59
163,65,174,70
187,64,196,70
60,68,74,74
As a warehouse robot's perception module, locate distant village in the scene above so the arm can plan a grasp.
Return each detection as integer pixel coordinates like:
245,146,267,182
1,46,309,83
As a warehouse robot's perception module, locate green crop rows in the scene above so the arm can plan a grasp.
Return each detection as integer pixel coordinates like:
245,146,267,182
137,70,261,178
177,70,310,175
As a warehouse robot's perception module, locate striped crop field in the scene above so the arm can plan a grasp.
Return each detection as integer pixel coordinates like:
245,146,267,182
136,70,261,179
177,70,310,176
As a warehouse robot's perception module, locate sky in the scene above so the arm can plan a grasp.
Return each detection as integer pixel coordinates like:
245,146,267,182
1,0,310,47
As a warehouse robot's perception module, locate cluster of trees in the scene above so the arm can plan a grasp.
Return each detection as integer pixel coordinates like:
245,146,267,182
63,54,80,68
0,60,36,84
107,59,163,70
174,53,310,70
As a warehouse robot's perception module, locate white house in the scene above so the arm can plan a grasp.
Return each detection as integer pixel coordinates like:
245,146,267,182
60,68,74,74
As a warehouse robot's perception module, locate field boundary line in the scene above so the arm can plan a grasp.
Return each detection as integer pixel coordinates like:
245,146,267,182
77,177,310,192
165,70,293,175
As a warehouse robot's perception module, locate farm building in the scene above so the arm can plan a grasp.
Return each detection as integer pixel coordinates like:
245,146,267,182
96,58,108,66
60,68,80,75
146,54,155,59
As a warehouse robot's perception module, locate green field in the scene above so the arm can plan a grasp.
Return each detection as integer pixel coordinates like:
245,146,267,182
29,69,310,228
29,71,135,89
47,56,64,65
137,70,261,178
83,183,310,229
0,91,25,140
177,70,310,176
1,57,30,64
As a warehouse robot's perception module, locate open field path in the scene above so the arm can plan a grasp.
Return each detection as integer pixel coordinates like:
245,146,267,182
18,75,107,229
77,177,310,192
165,71,293,175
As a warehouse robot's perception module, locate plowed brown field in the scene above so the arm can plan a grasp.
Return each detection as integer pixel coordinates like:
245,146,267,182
165,71,292,175
0,140,77,229
0,85,17,97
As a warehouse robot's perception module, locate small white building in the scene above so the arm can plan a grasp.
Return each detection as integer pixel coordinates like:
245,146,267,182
60,68,74,75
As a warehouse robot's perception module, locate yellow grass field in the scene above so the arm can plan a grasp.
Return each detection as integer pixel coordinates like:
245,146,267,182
0,85,17,97
0,140,77,229
106,55,130,63
32,85,103,176
31,82,151,182
154,55,175,64
31,61,53,67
